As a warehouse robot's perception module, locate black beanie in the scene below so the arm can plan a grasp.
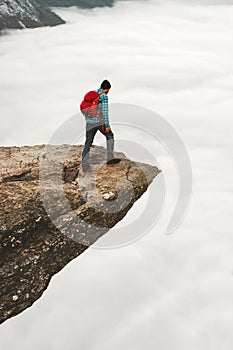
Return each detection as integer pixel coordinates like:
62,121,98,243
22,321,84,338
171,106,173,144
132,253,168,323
100,79,111,90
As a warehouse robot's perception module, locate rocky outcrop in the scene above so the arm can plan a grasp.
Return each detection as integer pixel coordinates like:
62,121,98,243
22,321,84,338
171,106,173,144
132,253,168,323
36,0,114,9
0,144,160,324
0,0,65,31
0,0,115,33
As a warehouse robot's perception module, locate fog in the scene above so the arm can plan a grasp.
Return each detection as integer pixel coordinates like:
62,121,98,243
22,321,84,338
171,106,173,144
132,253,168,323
0,0,233,349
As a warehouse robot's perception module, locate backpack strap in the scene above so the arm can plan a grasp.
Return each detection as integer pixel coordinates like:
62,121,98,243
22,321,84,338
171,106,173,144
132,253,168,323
98,91,106,97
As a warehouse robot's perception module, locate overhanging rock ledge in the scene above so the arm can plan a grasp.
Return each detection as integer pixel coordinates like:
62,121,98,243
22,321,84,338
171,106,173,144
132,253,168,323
0,144,160,324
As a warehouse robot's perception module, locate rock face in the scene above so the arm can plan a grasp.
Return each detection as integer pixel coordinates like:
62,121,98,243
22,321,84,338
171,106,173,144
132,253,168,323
0,144,160,324
36,0,115,9
0,0,65,31
0,0,115,33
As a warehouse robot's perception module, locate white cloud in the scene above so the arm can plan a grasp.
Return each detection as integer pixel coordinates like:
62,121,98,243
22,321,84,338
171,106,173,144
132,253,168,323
0,1,233,349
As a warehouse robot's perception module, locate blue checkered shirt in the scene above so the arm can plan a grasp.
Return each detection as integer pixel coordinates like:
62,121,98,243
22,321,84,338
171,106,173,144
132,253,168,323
84,88,110,127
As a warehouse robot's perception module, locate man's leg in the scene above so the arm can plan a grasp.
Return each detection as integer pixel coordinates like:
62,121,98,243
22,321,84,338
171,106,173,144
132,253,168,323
82,123,98,167
106,130,114,161
98,125,114,160
99,126,120,164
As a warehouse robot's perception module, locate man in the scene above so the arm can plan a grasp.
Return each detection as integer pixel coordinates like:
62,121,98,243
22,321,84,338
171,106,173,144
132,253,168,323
82,79,120,171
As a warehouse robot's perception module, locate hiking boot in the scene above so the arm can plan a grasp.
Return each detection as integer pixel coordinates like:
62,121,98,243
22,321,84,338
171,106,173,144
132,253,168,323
106,158,121,165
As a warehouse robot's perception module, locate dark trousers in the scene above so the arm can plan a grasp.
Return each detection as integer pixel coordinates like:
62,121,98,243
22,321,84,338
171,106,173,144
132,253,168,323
82,122,114,162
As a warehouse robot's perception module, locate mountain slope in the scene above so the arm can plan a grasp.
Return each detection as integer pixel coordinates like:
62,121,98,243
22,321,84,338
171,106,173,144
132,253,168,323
36,0,115,9
0,0,65,31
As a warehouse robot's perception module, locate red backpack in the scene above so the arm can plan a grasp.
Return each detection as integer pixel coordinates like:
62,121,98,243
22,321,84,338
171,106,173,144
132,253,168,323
80,90,105,118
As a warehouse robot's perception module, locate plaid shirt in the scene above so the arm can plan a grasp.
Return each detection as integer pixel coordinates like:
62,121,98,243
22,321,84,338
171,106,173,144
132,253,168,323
85,88,110,127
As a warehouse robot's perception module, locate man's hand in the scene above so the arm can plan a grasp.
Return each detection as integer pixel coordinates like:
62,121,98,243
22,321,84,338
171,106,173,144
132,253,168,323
105,126,111,133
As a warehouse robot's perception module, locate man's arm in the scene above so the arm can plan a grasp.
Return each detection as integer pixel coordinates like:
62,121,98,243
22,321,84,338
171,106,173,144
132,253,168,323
101,94,110,128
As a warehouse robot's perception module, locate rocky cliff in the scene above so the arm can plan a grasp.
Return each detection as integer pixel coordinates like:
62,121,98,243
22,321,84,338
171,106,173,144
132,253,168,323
0,144,160,324
0,0,65,31
0,0,115,33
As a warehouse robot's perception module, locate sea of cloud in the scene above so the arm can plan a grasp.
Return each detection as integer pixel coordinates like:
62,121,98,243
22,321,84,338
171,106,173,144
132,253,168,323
0,0,233,349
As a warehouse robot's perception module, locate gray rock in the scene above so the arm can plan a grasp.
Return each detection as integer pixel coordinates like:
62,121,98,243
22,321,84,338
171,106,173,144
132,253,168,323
0,0,65,32
0,144,160,324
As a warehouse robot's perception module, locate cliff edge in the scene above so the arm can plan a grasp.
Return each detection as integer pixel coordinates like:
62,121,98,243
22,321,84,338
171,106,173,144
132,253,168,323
0,144,160,324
